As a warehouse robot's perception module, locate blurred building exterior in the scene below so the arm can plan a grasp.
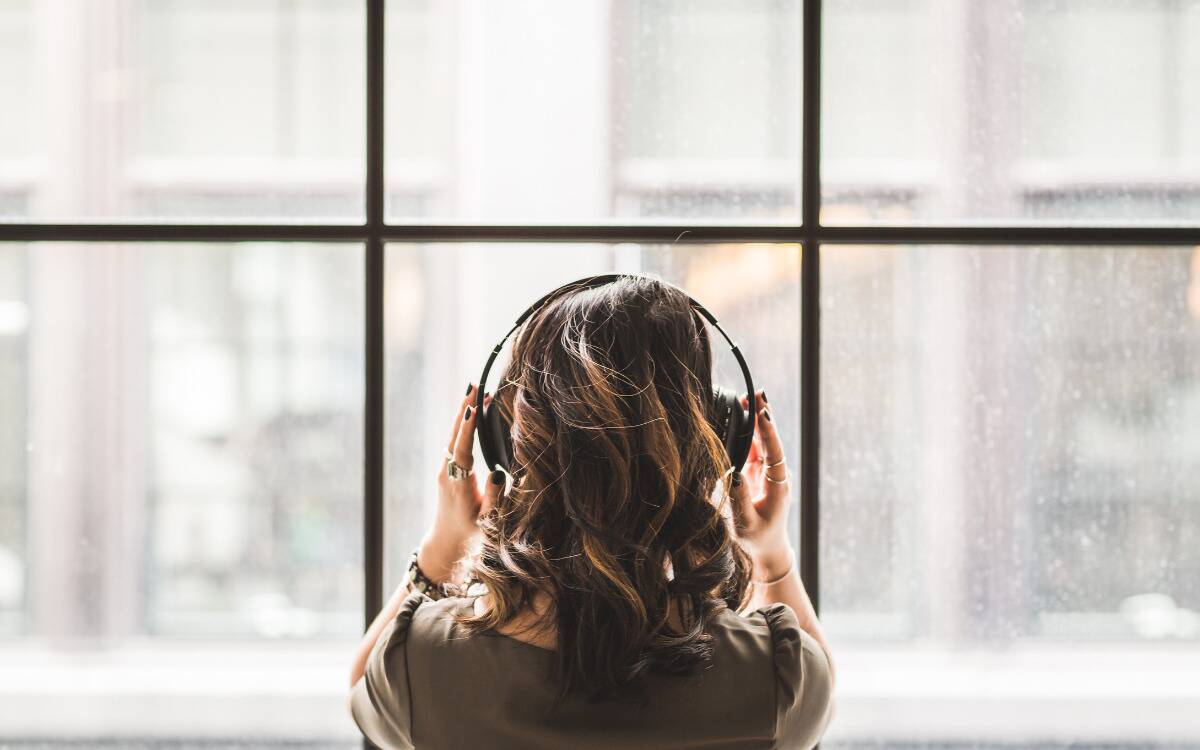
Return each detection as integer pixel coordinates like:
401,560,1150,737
0,0,1197,746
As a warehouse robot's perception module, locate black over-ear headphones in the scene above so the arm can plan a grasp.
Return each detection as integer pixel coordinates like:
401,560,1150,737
473,273,758,476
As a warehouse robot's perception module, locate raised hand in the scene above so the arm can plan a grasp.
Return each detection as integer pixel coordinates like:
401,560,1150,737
728,389,795,582
419,383,507,583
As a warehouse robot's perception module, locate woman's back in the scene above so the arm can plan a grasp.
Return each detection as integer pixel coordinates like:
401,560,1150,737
351,591,835,750
348,275,837,747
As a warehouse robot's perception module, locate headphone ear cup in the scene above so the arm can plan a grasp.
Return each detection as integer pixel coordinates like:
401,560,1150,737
712,385,753,471
477,396,513,474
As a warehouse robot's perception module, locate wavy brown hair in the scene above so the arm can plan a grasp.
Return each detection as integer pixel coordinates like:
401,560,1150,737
452,274,753,704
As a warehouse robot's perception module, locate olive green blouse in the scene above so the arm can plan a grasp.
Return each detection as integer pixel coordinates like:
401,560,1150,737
351,590,835,750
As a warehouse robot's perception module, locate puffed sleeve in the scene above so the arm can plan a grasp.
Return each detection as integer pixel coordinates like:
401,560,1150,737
758,602,835,750
350,589,428,750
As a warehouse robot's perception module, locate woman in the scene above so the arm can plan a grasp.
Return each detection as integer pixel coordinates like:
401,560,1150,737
349,275,835,749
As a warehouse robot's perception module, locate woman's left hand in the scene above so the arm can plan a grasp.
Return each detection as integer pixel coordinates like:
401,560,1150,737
418,383,507,583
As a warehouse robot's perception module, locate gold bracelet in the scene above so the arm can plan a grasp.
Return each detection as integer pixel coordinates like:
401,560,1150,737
751,557,796,586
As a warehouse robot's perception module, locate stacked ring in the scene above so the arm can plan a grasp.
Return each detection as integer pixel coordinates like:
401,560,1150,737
445,449,473,481
764,456,788,484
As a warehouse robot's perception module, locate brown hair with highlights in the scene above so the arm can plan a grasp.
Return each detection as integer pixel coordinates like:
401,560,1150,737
453,274,752,704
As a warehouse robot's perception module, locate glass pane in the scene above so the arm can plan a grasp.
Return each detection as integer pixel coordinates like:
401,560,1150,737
1,0,364,221
0,1,33,218
0,247,24,634
821,244,1200,746
823,0,1200,224
385,1,801,222
0,243,363,743
384,243,801,590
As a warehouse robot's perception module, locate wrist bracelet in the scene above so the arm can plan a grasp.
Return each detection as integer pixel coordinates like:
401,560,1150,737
406,548,448,601
751,556,796,586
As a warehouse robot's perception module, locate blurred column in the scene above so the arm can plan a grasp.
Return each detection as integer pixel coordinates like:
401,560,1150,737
30,0,131,219
963,0,1031,640
963,0,1023,219
453,0,611,219
29,0,86,217
912,249,970,642
27,244,147,642
965,249,1032,640
27,1,143,642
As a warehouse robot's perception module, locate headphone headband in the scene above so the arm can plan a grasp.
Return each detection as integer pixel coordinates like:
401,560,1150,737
474,273,758,472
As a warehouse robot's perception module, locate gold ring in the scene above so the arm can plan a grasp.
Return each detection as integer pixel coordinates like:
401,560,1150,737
764,470,790,485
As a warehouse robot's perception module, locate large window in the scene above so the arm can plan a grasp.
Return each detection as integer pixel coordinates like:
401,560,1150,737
1,1,1198,748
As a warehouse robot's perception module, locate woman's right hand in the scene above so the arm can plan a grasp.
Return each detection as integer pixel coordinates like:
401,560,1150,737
729,389,796,581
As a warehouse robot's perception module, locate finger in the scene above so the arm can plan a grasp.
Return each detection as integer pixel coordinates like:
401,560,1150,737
753,403,791,520
740,394,755,458
481,468,506,516
445,383,477,457
749,390,769,457
756,392,785,466
454,398,478,470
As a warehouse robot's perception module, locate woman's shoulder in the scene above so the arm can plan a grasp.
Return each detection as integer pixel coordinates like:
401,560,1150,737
401,590,469,631
716,603,834,749
709,601,804,654
365,589,469,655
712,602,831,669
401,592,510,650
406,589,471,619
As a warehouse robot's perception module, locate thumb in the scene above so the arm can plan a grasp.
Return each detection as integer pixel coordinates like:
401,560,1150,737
482,468,507,516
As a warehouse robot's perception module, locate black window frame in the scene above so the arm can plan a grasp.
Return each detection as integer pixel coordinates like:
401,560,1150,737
3,0,1200,725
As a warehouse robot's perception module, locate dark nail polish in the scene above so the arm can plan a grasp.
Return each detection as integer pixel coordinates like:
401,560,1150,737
490,469,505,485
464,406,473,421
731,472,743,487
761,391,768,404
465,383,474,395
763,410,771,422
